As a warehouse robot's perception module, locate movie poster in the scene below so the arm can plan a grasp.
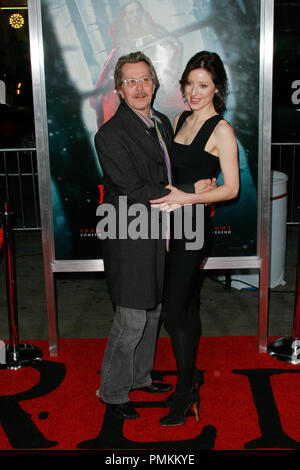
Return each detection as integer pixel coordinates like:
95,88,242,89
38,0,260,260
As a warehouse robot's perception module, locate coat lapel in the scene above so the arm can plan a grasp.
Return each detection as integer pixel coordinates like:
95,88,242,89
116,102,167,164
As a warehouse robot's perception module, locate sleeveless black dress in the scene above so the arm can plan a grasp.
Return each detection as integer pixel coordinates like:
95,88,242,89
162,111,223,393
163,111,222,326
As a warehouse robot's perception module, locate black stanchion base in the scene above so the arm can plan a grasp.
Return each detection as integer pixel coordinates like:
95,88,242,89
267,336,300,365
0,344,43,370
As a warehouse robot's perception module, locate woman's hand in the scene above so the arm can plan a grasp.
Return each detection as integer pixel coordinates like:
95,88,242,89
150,185,190,211
151,202,182,212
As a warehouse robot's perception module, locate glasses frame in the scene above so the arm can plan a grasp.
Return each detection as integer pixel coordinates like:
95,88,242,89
121,76,153,88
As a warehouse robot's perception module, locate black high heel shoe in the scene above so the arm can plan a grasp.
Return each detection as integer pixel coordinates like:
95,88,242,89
160,390,200,426
165,368,204,407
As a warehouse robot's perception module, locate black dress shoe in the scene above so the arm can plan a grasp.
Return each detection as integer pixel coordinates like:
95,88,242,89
136,382,172,393
107,402,140,420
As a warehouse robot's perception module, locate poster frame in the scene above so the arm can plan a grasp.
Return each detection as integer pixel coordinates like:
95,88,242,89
28,0,274,356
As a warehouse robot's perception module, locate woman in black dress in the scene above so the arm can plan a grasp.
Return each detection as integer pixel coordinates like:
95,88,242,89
150,51,239,426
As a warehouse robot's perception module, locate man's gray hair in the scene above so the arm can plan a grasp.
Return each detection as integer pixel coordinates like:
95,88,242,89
114,51,159,91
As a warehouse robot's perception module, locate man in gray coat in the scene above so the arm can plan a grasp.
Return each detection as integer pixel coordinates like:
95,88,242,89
94,51,195,420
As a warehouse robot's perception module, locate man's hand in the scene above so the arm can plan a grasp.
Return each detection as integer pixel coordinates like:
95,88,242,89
150,179,217,212
194,178,217,193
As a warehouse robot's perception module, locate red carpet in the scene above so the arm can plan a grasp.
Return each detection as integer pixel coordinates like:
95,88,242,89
0,336,300,452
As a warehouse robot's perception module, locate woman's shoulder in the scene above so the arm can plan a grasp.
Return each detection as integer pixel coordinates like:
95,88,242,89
214,117,235,138
173,110,190,131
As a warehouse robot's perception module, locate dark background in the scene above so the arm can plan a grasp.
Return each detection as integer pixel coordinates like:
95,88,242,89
0,0,299,235
0,0,34,148
272,0,300,143
1,0,299,147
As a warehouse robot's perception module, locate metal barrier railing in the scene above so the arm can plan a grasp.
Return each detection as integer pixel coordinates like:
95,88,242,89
0,148,41,230
271,143,300,224
0,202,43,369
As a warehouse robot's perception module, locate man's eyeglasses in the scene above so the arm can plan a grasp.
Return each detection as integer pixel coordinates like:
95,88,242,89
121,77,152,88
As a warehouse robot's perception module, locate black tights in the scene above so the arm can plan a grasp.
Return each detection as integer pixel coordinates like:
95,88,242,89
162,235,206,394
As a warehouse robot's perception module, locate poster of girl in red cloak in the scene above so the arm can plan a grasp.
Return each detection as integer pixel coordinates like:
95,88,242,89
90,1,184,128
